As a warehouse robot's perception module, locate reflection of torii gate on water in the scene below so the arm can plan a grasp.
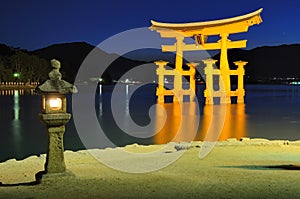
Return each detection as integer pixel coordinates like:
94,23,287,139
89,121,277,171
150,8,263,104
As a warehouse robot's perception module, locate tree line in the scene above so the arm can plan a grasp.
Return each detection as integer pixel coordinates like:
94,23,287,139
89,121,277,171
0,44,50,83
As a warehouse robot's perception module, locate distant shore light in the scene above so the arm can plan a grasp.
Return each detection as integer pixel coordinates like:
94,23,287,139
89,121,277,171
13,73,20,78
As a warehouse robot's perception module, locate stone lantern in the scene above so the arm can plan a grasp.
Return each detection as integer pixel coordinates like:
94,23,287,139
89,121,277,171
36,59,77,174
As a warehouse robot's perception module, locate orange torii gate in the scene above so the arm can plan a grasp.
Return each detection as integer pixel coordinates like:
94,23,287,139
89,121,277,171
150,8,263,104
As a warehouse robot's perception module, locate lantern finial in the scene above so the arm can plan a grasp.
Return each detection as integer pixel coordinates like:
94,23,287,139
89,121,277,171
49,59,62,80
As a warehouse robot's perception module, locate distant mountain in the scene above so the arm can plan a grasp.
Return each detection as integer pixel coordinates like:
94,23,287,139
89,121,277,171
123,44,300,83
31,42,103,82
30,42,300,84
213,44,300,82
123,48,216,63
0,44,15,56
123,48,177,63
31,42,149,83
0,44,50,82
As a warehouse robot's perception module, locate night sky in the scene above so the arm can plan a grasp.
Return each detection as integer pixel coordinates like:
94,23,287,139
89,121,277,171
0,0,299,50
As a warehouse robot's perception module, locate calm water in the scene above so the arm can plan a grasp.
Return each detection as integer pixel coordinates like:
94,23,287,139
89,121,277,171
1,84,300,162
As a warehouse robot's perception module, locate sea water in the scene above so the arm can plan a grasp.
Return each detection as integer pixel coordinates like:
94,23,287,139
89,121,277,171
0,84,300,162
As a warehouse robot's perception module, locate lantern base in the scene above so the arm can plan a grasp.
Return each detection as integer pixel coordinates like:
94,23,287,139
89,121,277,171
35,170,75,183
39,113,71,126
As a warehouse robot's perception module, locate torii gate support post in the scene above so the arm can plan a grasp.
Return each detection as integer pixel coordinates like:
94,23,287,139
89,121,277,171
155,60,168,103
186,62,198,102
204,59,218,105
234,61,248,103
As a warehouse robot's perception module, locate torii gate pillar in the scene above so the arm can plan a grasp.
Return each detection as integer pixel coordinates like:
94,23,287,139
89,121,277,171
219,33,231,104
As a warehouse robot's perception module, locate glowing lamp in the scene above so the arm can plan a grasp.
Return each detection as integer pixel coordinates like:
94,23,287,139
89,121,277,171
42,94,66,114
50,98,62,109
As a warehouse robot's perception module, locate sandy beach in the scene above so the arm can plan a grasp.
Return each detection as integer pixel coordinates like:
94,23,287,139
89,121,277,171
1,138,300,199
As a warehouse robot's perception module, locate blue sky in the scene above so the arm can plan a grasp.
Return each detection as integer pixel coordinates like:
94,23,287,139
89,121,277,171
0,0,299,50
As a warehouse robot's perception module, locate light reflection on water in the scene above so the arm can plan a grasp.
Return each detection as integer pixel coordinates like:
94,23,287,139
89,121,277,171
97,85,247,145
12,90,22,154
100,100,247,145
96,84,300,144
177,103,247,142
0,89,36,96
0,89,47,162
154,102,200,144
14,90,19,120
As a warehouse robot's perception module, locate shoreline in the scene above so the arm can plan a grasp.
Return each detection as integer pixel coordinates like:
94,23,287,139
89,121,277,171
0,137,297,163
0,137,298,163
0,85,37,90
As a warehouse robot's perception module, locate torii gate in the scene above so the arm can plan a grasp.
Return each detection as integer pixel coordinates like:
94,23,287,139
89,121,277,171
150,8,263,104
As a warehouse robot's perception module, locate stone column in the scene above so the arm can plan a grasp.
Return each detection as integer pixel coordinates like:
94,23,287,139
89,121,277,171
46,125,66,173
39,113,71,173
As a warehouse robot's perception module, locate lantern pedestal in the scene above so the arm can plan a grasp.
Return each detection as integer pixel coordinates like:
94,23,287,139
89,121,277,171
39,113,71,173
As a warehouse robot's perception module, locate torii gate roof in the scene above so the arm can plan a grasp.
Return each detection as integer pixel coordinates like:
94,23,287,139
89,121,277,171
150,8,263,36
